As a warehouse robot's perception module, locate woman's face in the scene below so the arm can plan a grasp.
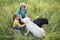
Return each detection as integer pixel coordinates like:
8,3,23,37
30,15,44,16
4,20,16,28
21,7,25,10
20,6,25,10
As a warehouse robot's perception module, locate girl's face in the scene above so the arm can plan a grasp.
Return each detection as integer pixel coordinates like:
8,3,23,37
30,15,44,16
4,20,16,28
16,15,20,20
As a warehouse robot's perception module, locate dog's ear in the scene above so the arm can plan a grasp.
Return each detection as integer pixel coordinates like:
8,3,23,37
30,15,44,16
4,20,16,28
21,18,27,23
21,19,25,23
21,17,30,23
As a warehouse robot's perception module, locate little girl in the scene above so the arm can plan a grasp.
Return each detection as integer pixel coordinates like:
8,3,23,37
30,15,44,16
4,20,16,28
13,14,25,30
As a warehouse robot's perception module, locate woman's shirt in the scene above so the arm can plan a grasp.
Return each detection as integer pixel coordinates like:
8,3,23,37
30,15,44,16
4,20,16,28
13,19,25,27
17,9,27,18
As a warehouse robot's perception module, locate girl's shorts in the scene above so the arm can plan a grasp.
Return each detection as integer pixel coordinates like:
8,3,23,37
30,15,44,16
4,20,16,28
14,26,22,30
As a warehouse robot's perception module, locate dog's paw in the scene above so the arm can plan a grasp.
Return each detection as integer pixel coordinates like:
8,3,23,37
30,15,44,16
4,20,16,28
24,33,28,36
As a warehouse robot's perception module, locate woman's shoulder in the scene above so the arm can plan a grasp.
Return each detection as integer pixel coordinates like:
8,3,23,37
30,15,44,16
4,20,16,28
25,9,27,13
17,9,21,12
25,9,27,11
17,8,21,14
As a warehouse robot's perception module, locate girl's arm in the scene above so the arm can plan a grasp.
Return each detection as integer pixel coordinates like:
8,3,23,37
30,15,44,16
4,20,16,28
17,22,25,27
16,20,25,27
13,20,25,27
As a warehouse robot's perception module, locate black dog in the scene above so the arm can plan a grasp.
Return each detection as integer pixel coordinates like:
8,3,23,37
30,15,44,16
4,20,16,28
33,18,48,27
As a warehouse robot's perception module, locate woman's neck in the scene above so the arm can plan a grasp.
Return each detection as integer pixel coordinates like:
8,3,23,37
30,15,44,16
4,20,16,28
21,10,24,14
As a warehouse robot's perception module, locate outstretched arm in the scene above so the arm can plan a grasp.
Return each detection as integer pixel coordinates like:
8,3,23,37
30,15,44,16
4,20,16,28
25,14,34,22
13,20,25,27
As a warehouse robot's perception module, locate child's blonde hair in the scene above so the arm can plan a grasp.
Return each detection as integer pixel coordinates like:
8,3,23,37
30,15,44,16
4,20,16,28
13,14,20,21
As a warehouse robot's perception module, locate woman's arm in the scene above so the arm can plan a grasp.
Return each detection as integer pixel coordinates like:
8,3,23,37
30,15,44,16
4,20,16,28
25,14,34,22
19,15,23,20
25,14,28,18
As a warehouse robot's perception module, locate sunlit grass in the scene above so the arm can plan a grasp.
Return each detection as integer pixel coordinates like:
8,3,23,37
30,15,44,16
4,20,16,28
0,0,60,40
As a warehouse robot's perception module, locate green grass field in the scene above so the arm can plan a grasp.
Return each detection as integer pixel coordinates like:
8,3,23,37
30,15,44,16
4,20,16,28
0,0,60,40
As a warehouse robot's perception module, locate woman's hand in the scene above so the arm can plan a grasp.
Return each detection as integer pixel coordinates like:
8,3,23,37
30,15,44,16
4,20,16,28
30,19,34,22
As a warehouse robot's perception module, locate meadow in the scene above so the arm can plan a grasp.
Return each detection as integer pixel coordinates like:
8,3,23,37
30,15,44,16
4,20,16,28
0,0,60,40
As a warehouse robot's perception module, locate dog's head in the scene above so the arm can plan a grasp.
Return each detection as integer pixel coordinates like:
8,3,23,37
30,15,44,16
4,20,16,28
22,17,30,23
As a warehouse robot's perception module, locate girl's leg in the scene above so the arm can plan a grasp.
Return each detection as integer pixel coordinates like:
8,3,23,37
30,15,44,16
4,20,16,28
13,25,23,40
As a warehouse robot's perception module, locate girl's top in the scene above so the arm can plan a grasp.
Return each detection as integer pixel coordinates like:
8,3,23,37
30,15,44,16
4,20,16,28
13,19,25,27
17,9,27,18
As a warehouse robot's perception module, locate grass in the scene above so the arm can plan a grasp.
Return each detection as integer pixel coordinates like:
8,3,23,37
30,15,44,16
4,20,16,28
0,0,60,40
